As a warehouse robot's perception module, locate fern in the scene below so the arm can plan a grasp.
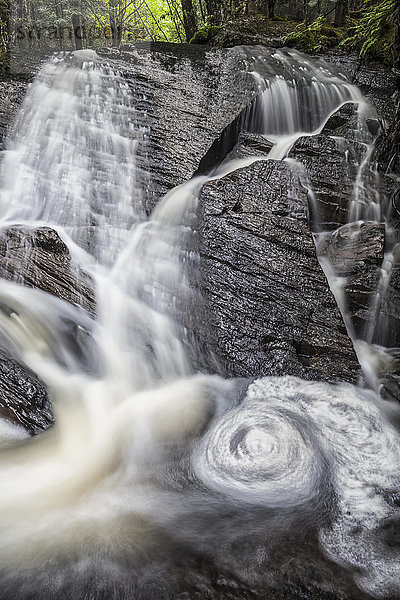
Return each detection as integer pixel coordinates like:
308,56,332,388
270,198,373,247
284,16,345,53
341,0,398,62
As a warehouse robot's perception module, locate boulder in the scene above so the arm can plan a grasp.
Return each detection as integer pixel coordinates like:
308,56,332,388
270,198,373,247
198,136,359,383
0,225,95,433
0,350,53,433
317,221,385,337
98,43,259,210
0,226,95,315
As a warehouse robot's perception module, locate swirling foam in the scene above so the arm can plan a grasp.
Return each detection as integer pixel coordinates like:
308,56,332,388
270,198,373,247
194,380,324,507
194,376,400,597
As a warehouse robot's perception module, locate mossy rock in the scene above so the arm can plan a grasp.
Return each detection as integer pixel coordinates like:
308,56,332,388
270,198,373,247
321,23,346,42
368,34,395,63
285,29,319,53
285,20,348,53
189,25,221,45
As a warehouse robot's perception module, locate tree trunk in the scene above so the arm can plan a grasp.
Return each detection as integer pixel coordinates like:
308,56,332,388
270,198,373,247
181,0,197,41
303,0,309,24
55,0,64,50
334,0,348,26
268,0,276,19
71,13,82,49
109,11,122,46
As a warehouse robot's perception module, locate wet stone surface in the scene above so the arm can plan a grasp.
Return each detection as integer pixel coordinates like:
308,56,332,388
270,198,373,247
199,146,359,383
0,44,397,600
98,43,259,211
0,80,28,151
0,350,53,433
0,226,94,432
318,221,385,337
290,131,360,231
0,44,393,431
0,226,95,315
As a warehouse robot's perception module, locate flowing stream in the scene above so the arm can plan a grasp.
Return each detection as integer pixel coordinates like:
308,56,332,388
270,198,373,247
0,47,399,599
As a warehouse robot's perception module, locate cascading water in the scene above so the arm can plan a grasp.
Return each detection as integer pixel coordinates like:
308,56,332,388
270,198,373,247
0,50,147,266
0,46,399,600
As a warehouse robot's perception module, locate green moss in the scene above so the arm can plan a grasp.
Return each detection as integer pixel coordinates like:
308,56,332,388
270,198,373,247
340,0,398,65
284,26,319,53
189,25,221,44
365,25,395,62
284,17,348,53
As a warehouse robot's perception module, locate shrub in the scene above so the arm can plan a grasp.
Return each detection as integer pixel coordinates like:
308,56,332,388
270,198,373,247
189,25,221,44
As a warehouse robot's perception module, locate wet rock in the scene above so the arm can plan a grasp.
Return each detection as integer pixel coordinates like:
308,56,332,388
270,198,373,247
290,131,361,231
0,46,364,411
199,148,359,383
371,254,400,349
0,44,392,600
98,43,259,211
0,226,95,315
318,221,385,337
320,53,399,176
319,53,398,123
0,226,94,433
0,80,28,151
0,48,395,402
208,16,295,48
0,350,53,433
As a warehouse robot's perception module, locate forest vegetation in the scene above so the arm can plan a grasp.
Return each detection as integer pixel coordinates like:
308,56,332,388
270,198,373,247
0,0,397,68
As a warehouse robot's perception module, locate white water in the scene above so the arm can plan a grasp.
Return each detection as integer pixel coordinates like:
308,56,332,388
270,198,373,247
245,48,369,159
0,51,146,266
0,48,398,599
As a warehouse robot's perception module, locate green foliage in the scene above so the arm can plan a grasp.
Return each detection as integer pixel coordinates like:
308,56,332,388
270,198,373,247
284,16,346,52
6,0,186,52
189,23,220,43
341,0,398,63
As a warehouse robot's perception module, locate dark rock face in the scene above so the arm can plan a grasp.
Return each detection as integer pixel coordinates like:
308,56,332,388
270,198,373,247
199,147,359,383
0,47,396,403
0,226,95,315
0,80,28,151
209,17,291,48
0,226,94,433
0,44,390,434
0,44,397,600
99,43,259,210
322,53,398,123
0,350,53,433
291,130,359,231
318,222,385,338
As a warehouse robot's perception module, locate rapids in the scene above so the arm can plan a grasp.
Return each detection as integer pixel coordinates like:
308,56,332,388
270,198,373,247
0,46,399,600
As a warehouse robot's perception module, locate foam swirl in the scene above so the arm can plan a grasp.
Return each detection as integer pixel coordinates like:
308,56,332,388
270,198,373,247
193,378,325,507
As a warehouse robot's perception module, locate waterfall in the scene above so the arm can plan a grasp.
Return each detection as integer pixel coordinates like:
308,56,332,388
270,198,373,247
0,50,147,266
0,47,399,600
